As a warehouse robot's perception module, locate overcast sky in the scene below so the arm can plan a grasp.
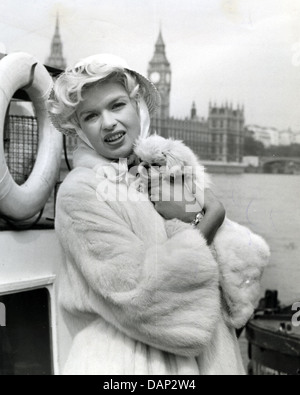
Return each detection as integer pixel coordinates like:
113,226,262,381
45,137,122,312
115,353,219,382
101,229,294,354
1,0,300,130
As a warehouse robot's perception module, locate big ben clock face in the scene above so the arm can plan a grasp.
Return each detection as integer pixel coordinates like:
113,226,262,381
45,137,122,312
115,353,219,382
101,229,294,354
150,72,161,84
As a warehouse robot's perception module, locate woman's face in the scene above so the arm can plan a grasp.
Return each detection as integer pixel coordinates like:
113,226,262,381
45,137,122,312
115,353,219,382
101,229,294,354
76,81,141,159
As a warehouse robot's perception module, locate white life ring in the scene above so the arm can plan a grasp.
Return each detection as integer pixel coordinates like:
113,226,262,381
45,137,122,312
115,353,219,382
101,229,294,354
0,52,63,221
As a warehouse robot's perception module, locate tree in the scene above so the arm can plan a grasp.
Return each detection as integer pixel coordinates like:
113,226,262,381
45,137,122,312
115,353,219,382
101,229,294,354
243,137,265,156
265,144,300,158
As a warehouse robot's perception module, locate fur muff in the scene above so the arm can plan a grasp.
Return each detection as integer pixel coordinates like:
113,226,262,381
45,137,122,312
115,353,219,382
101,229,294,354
134,134,270,328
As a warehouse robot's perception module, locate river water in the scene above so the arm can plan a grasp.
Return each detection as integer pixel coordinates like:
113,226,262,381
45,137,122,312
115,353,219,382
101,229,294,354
211,173,300,305
210,173,300,370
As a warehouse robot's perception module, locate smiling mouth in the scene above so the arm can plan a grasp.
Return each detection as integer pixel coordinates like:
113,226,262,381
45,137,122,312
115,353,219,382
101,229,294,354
104,132,126,144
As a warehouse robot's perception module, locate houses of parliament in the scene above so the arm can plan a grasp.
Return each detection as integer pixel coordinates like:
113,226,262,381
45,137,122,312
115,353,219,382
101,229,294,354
47,17,245,163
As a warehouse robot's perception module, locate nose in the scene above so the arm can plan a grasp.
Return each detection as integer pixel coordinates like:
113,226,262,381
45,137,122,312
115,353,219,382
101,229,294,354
102,110,117,132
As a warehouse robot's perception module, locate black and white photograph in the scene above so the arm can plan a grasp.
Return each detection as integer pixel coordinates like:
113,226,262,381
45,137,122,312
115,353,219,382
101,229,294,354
0,0,299,377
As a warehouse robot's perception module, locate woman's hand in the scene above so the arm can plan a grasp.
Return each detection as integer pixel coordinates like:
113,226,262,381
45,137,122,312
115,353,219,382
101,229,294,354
149,172,225,245
198,189,226,245
149,172,202,223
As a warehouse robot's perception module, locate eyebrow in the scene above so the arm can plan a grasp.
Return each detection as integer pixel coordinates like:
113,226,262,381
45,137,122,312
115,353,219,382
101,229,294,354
79,95,129,119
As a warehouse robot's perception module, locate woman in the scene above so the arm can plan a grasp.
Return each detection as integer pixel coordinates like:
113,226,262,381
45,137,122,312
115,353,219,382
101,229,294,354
48,54,269,375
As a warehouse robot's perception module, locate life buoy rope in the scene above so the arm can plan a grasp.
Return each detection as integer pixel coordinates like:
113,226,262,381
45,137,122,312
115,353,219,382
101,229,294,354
0,52,63,221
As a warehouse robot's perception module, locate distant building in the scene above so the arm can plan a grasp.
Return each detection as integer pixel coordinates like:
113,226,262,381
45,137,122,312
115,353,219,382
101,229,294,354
45,15,77,159
208,103,244,162
152,111,211,160
148,29,171,120
46,14,67,70
148,31,244,163
247,124,300,147
294,132,300,144
246,125,272,147
279,128,295,146
269,128,280,146
246,125,281,147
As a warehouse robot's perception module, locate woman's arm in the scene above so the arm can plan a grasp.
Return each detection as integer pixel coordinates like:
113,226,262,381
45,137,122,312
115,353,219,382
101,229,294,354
56,168,221,357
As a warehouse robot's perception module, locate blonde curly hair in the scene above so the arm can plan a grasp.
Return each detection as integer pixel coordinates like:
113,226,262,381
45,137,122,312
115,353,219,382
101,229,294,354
48,62,146,137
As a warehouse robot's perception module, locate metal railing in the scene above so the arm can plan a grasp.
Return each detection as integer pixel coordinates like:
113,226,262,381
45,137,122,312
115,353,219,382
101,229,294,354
4,115,38,185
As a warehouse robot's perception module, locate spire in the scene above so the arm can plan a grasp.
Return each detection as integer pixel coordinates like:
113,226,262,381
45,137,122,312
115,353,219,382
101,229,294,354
46,13,67,69
157,28,165,47
191,101,197,119
149,28,170,66
55,13,60,34
148,27,172,120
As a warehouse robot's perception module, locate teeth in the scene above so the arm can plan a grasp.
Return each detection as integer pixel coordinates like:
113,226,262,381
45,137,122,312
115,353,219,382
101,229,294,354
106,133,124,143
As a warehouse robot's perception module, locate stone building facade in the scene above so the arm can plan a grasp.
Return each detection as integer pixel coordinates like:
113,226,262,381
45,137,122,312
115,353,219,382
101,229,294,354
148,31,244,163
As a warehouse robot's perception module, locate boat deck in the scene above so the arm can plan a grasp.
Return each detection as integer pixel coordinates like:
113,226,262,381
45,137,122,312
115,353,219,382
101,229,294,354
246,306,300,375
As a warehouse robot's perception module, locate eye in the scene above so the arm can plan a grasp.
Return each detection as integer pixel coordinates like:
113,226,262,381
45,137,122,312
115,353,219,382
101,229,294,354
84,113,98,122
112,101,126,110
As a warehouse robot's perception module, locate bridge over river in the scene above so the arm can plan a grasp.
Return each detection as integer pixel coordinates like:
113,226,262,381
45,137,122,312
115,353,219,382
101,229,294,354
259,156,300,174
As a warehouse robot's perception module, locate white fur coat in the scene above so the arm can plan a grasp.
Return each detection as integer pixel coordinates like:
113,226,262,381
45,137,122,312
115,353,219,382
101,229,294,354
134,135,271,329
55,138,270,375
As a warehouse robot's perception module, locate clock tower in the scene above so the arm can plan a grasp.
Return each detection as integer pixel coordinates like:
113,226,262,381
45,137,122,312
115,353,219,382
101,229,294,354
46,14,67,69
148,29,171,120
